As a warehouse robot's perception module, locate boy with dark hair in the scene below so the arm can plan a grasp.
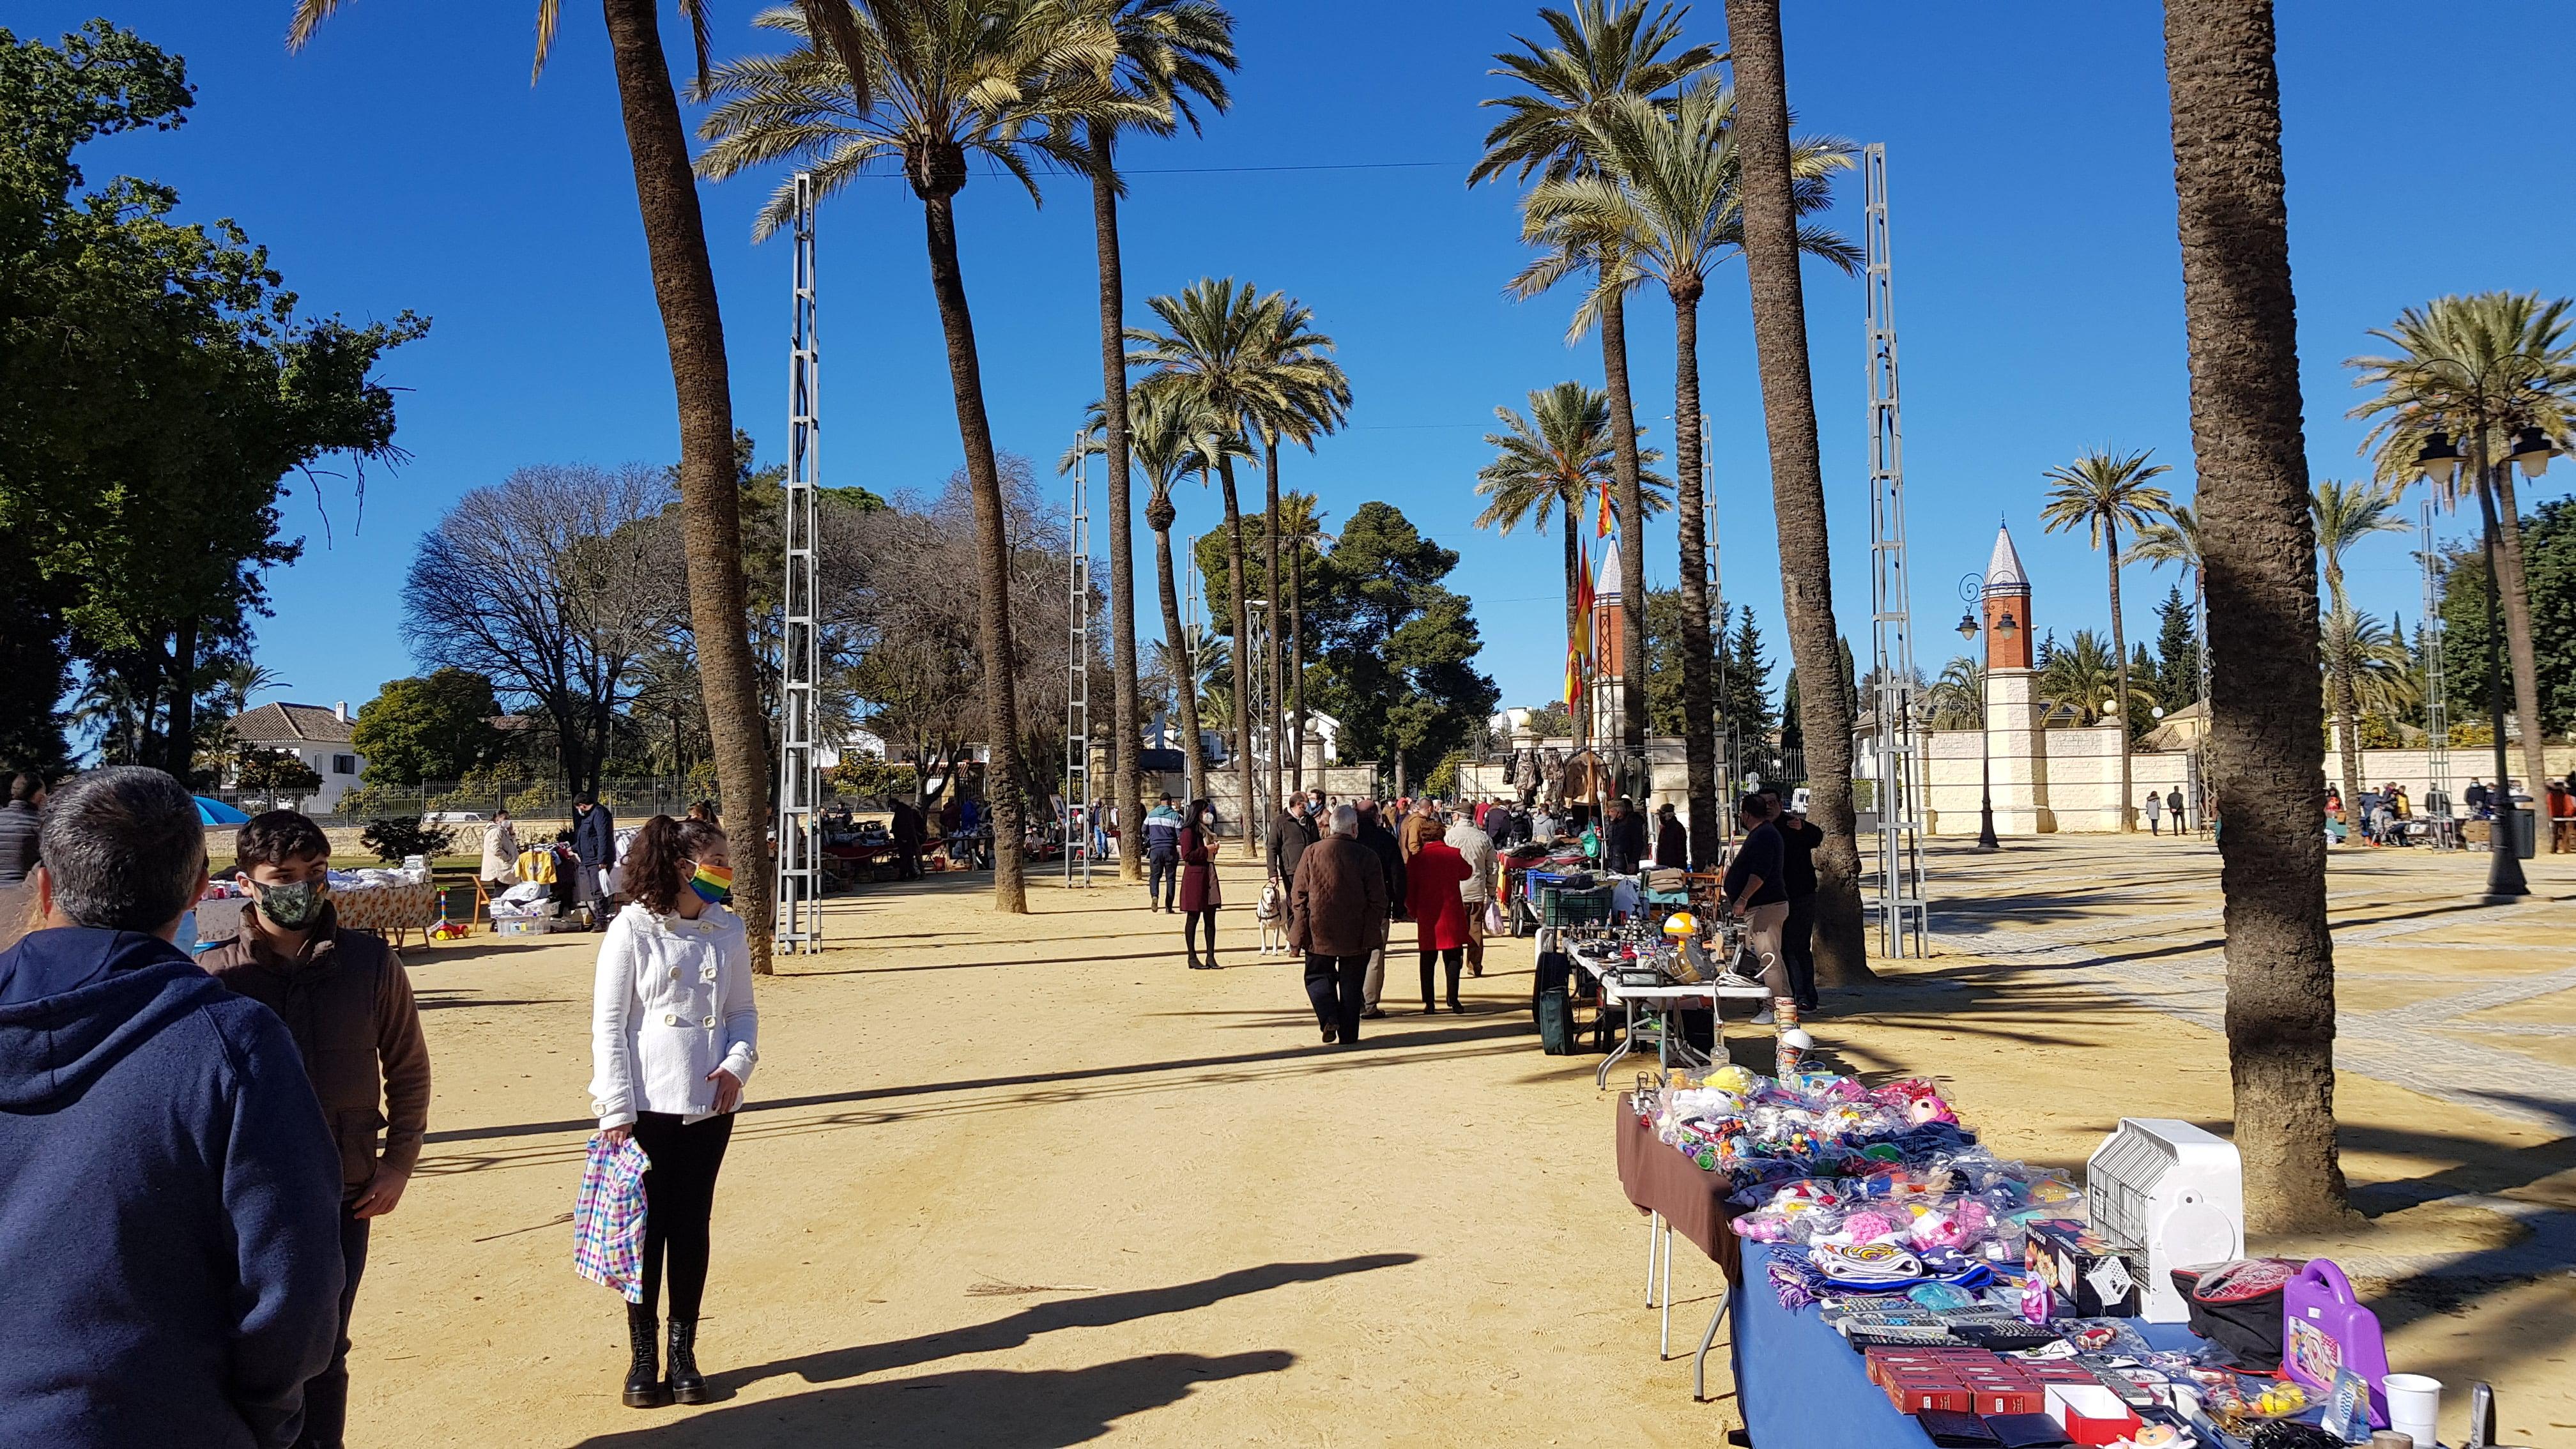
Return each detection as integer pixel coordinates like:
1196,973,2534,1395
199,810,431,1449
0,767,344,1448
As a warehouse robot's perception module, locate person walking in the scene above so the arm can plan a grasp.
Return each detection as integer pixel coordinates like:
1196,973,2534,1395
1178,799,1223,970
572,795,617,931
1601,796,1648,874
1653,802,1686,870
2142,789,2163,837
199,810,431,1449
588,814,758,1410
1291,806,1387,1045
2166,786,2186,834
1445,805,1496,978
1397,797,1439,862
1354,802,1406,1018
890,798,926,879
0,767,345,1448
1406,831,1475,1013
1,771,46,887
478,808,521,887
1762,790,1823,1015
1267,796,1318,903
1723,793,1793,1027
1142,795,1183,912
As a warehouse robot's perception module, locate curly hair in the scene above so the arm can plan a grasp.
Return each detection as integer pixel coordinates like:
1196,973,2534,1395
623,814,728,916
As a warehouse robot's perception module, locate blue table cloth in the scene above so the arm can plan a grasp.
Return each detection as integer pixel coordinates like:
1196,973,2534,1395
1733,1242,2200,1448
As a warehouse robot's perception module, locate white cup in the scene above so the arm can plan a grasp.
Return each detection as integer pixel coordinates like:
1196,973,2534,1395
2382,1373,2442,1448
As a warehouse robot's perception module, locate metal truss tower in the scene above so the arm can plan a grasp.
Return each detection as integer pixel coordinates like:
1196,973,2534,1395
1065,435,1093,887
773,172,824,951
2421,498,2452,836
1862,143,1928,957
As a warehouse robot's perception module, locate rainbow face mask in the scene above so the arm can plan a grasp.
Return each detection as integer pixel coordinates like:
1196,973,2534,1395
687,864,733,906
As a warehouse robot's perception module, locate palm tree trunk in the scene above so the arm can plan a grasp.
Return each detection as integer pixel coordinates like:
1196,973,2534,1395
1602,286,1650,772
1725,0,1872,986
2333,660,2364,832
1563,518,1582,694
599,0,774,963
1669,286,1718,868
917,188,1027,913
1264,436,1284,819
2108,530,2134,829
1289,535,1307,793
1153,515,1202,808
2487,459,2552,836
2162,0,2345,1230
1086,126,1144,882
1216,456,1258,857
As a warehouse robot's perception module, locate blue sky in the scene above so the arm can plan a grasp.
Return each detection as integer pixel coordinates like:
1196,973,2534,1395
26,0,2576,728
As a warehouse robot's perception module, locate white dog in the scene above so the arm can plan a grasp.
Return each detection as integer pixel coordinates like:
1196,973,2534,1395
1255,880,1287,956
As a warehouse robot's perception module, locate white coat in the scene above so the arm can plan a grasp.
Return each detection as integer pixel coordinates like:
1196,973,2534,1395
588,901,760,1128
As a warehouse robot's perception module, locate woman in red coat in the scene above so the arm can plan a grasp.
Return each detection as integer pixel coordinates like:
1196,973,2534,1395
1405,834,1474,1013
1178,799,1222,970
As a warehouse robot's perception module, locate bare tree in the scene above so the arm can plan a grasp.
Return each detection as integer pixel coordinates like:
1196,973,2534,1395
402,464,671,797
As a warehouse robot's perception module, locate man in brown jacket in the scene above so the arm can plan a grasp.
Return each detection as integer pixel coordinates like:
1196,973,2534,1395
200,811,430,1449
1289,804,1388,1047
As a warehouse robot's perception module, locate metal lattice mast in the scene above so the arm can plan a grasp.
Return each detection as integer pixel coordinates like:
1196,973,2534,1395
1862,143,1927,957
773,172,824,951
1066,434,1093,887
2421,498,2451,832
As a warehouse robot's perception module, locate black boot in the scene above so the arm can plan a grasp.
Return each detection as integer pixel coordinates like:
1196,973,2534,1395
668,1318,708,1404
624,1303,670,1407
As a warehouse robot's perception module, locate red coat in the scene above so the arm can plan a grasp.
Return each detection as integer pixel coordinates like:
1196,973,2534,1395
1179,825,1220,912
1406,839,1473,951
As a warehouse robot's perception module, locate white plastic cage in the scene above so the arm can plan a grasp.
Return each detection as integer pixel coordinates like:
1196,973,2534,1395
2085,1119,2245,1322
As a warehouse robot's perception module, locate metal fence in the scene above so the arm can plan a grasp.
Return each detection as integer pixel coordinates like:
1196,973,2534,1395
213,776,717,831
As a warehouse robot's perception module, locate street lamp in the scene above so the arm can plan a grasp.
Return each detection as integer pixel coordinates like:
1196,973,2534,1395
2419,429,2531,896
1956,573,2008,850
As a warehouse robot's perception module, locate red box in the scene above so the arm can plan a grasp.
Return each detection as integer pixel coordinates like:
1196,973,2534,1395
1888,1382,1972,1414
1967,1385,2045,1415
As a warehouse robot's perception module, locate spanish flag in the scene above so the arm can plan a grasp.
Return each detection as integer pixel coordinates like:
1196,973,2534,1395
1597,481,1615,539
1566,542,1595,702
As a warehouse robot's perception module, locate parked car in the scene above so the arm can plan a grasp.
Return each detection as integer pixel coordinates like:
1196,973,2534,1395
425,810,487,824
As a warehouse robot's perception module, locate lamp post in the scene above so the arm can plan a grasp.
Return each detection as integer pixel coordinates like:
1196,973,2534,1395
2416,426,2555,896
1955,572,2016,850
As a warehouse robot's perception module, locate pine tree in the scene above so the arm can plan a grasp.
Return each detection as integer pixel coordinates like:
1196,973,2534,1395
2152,585,2202,712
1725,604,1776,738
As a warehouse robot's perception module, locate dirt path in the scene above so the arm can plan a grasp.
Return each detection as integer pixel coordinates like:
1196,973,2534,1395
352,844,2576,1446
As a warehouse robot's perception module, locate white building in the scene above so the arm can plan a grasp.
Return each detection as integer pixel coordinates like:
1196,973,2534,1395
224,702,365,811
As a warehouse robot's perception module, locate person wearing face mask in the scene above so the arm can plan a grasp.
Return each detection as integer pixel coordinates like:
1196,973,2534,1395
588,814,758,1409
199,810,431,1449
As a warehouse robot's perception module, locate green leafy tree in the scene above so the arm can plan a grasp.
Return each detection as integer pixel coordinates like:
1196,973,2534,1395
2437,502,2576,742
351,670,505,787
2151,584,2202,713
236,748,325,808
1300,503,1499,795
359,815,456,864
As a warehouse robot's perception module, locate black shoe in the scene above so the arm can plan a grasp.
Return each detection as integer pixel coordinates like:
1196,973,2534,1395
1321,1022,1339,1045
624,1305,670,1408
1360,1006,1385,1019
1448,999,1465,1014
667,1319,707,1404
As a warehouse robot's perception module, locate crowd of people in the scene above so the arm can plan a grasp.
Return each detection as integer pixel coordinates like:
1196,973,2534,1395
0,765,760,1445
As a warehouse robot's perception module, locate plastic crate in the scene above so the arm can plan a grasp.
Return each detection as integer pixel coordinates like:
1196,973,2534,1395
1539,885,1616,926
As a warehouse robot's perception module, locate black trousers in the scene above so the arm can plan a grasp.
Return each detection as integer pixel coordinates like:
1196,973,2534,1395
1782,895,1819,1010
1184,908,1218,963
293,1202,370,1449
631,1111,737,1321
1305,952,1368,1043
1147,850,1179,908
1418,947,1463,1008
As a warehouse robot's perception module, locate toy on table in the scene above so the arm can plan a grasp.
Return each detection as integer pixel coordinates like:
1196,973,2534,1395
2281,1259,2389,1428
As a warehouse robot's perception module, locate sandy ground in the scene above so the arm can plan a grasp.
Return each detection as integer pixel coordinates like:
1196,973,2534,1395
348,838,2576,1448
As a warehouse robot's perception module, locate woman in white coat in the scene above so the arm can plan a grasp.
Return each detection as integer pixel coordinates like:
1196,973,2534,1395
588,814,758,1409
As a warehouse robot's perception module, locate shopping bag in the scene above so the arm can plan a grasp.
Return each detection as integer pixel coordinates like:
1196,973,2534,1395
1483,898,1505,935
573,1133,653,1303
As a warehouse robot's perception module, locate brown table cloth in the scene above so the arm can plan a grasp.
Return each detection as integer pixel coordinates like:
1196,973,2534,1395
1614,1094,1745,1283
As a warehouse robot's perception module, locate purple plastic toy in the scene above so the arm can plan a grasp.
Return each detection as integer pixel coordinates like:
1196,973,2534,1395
2282,1259,2389,1428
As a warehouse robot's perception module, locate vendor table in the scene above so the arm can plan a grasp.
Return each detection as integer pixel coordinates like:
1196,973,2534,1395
1558,931,1769,1089
192,879,440,947
1615,1094,1743,1390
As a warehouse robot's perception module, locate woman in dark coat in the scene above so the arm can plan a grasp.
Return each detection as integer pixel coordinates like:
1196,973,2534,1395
1653,803,1687,870
1404,836,1473,1013
1178,799,1222,970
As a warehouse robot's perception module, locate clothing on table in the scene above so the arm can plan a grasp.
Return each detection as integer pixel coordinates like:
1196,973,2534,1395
478,822,521,885
1286,836,1388,958
1723,820,1788,908
1445,821,1496,903
588,903,760,1130
1654,813,1687,870
516,847,560,885
1178,825,1221,914
1404,839,1474,953
575,1134,654,1303
0,926,344,1449
631,1110,736,1322
0,798,40,886
198,903,433,1192
1305,952,1368,1043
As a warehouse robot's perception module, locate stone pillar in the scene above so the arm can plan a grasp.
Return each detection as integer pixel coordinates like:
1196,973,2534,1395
1985,667,2055,834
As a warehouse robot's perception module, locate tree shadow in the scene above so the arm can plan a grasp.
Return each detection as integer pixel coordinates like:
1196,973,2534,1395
572,1351,1294,1448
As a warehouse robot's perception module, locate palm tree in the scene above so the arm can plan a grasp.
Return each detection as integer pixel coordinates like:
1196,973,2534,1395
697,0,1131,913
290,0,781,963
1924,656,1984,732
2162,0,2343,1229
210,661,292,723
1472,381,1671,672
2036,630,2149,726
1273,491,1333,793
1521,76,1857,875
1245,301,1351,824
1473,1,1719,769
2039,448,2172,831
2349,291,2576,824
1080,0,1236,882
2319,604,2418,728
1128,279,1346,855
2310,478,2408,822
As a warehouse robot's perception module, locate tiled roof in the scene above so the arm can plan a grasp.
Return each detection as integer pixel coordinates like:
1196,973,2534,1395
226,702,354,745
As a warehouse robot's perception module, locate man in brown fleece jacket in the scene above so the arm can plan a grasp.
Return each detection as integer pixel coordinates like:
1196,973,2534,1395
199,811,430,1449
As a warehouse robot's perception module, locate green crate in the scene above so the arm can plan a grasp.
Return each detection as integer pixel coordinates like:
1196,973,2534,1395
1540,885,1616,926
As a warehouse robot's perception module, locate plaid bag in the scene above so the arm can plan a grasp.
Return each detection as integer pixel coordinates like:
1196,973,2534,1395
573,1134,652,1303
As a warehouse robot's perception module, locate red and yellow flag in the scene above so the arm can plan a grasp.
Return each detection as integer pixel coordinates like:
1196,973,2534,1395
1566,542,1595,703
1596,480,1615,539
